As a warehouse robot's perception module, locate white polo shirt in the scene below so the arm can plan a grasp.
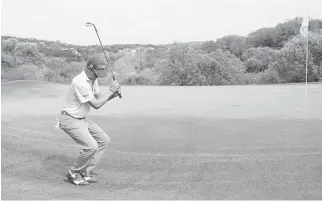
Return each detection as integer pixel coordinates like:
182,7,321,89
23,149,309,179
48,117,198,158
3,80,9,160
63,70,99,118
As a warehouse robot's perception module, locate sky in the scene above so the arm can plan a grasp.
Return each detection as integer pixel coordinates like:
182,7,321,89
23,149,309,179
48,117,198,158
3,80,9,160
1,0,322,46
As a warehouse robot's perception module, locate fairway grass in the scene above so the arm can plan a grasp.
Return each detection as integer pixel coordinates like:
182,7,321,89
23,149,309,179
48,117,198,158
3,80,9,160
1,81,322,199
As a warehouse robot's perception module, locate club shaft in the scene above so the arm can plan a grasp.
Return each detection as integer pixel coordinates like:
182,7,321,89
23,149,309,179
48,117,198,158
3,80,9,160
92,25,116,80
90,24,122,98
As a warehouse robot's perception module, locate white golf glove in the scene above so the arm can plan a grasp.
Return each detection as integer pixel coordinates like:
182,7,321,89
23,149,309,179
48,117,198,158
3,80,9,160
110,80,120,94
54,118,60,131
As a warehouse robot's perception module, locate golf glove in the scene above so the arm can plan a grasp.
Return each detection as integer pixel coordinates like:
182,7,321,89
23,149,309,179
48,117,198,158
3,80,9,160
110,80,120,94
54,118,60,131
116,87,122,95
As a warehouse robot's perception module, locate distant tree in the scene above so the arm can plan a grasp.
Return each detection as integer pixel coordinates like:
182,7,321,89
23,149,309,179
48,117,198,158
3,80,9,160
126,74,153,85
1,38,19,67
15,42,38,57
245,58,263,73
247,27,277,48
199,49,246,85
257,68,282,84
309,33,322,66
270,35,320,82
2,38,19,54
246,18,322,49
14,42,45,65
158,43,207,86
214,35,249,59
242,47,278,73
274,18,302,48
200,40,217,53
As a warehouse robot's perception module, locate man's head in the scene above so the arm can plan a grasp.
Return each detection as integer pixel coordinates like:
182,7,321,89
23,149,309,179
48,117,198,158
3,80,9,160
86,56,108,79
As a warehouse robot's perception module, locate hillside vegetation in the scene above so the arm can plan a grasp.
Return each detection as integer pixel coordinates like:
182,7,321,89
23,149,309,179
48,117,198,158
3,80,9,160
2,17,322,85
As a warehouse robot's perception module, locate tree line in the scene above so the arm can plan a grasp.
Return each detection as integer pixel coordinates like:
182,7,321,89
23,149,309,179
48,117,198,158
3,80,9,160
2,17,322,85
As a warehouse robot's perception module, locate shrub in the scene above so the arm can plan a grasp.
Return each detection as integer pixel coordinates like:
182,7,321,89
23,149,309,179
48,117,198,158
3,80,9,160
1,54,16,68
242,47,278,73
242,73,261,84
1,64,42,82
199,49,246,85
1,38,19,54
271,35,320,83
42,58,84,83
257,68,283,84
245,58,262,73
125,74,153,85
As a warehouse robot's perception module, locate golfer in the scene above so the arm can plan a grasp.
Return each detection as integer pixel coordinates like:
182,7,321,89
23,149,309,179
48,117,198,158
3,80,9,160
56,56,121,185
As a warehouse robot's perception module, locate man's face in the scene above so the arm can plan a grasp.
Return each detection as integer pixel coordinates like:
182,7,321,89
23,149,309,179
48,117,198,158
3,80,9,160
86,67,97,80
93,68,108,78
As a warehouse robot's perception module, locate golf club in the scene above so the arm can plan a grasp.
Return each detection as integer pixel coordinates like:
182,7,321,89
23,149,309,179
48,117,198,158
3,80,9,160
85,22,122,98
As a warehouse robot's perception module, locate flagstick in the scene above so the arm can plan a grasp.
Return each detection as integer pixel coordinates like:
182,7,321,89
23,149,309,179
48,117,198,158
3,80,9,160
305,9,309,113
305,29,308,113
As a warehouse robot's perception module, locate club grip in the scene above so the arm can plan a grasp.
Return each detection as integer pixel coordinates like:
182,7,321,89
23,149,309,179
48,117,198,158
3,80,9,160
112,76,122,98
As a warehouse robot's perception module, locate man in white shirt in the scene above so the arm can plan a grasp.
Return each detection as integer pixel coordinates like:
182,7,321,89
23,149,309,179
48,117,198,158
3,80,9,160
57,56,121,185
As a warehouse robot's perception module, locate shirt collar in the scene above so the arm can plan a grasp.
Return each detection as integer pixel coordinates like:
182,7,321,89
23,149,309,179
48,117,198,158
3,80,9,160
81,70,95,83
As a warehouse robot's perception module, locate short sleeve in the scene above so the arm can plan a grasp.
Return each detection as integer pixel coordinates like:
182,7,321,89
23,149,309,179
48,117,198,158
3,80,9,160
93,80,100,94
72,81,95,103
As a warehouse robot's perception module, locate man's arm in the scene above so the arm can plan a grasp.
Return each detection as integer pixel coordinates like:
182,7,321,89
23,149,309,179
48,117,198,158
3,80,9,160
94,92,103,99
88,91,119,110
73,80,120,110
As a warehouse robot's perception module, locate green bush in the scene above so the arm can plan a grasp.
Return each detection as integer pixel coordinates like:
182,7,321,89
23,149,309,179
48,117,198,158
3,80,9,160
270,35,320,83
42,58,84,83
199,49,246,85
125,74,153,85
242,47,278,73
242,73,261,84
1,64,42,82
1,38,18,54
157,43,207,86
1,54,16,68
258,68,283,84
245,58,262,73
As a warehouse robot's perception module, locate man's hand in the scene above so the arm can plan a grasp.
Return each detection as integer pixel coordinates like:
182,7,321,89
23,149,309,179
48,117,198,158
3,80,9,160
116,87,122,96
110,80,120,93
88,90,119,110
110,80,122,98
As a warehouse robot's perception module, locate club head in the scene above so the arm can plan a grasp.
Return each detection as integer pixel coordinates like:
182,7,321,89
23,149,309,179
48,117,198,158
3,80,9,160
85,22,94,27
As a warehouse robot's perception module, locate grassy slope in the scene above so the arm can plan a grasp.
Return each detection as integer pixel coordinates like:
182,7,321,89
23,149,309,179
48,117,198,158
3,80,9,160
1,81,322,199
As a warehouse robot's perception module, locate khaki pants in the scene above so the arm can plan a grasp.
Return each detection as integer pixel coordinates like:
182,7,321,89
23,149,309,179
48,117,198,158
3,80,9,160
58,113,110,173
